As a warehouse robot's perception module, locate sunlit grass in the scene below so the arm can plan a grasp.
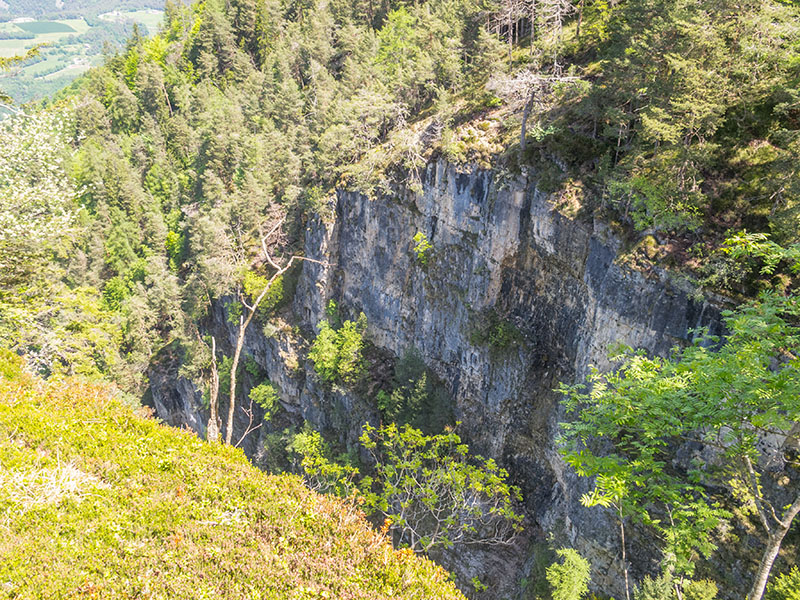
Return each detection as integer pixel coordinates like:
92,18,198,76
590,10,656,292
0,363,465,599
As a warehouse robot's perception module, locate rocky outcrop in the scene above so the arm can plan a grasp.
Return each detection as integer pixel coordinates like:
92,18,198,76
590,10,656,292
149,160,724,598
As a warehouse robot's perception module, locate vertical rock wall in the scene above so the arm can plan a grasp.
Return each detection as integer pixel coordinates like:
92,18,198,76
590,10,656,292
149,160,724,598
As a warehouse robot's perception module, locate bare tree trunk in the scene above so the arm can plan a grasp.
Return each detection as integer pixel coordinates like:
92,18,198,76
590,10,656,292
207,336,221,443
576,0,584,41
520,89,535,152
508,10,513,63
620,506,630,600
222,220,329,445
747,493,800,600
225,311,253,445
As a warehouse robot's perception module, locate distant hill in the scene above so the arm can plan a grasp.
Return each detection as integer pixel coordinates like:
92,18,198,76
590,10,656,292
0,0,166,20
0,353,465,599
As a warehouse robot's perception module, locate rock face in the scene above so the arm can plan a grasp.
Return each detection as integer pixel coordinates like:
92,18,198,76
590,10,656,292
149,160,724,598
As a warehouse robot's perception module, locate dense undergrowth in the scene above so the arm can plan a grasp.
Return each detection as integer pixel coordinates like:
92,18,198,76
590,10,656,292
0,352,464,599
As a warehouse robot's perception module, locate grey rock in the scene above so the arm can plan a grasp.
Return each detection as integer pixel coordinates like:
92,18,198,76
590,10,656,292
149,160,726,599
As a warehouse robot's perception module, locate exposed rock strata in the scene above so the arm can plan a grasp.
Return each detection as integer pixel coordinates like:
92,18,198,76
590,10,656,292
150,161,725,597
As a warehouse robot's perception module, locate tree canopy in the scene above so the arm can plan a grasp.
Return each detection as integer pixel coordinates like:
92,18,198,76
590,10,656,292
561,292,800,600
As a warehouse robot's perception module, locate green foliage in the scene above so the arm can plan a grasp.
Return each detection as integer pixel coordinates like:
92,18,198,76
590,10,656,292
101,276,129,311
290,421,522,553
242,270,286,319
546,548,591,600
286,424,360,497
633,574,717,600
766,567,800,600
377,348,454,433
469,308,523,356
511,0,800,244
0,371,466,599
377,377,428,425
308,312,367,385
244,355,262,378
0,349,24,381
249,381,279,420
288,421,523,555
227,299,243,326
412,231,433,265
712,232,800,293
634,574,676,600
357,422,523,553
0,109,76,290
561,292,800,583
165,230,186,271
471,576,488,593
218,355,236,397
684,580,719,600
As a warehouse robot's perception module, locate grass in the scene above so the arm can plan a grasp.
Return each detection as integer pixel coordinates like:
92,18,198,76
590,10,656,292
0,362,465,600
0,19,89,57
15,22,76,34
98,9,164,34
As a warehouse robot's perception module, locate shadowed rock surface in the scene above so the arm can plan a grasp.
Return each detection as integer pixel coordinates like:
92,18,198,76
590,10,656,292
150,161,726,597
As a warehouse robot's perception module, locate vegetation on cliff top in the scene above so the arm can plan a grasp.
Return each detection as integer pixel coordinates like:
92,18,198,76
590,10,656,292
0,351,465,599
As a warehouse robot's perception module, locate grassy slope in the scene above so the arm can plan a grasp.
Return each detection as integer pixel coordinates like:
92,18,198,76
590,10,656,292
0,366,465,600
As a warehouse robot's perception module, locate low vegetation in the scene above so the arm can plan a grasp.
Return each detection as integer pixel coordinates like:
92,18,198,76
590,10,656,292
291,422,523,554
0,353,465,599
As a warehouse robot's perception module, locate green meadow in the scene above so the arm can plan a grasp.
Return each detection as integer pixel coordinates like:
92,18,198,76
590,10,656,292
15,21,77,34
0,18,90,57
98,8,163,32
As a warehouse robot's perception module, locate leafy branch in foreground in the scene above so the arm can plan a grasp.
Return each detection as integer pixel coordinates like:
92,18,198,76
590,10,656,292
560,293,800,600
291,422,523,554
0,45,42,104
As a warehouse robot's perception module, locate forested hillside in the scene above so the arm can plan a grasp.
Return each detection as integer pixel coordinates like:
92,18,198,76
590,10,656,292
0,0,799,598
5,0,797,387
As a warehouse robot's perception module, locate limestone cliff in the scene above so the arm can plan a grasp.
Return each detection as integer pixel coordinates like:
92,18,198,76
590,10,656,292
149,160,725,597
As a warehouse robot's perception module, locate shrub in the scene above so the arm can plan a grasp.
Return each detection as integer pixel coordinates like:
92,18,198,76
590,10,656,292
684,580,718,600
767,567,800,600
469,308,523,356
249,382,279,420
412,232,433,265
285,425,359,496
634,575,675,600
308,311,367,385
357,423,523,553
546,548,591,600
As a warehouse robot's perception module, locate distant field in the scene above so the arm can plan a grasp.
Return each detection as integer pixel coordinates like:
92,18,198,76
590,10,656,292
15,21,76,34
98,9,163,33
1,10,162,102
0,18,90,56
0,37,29,56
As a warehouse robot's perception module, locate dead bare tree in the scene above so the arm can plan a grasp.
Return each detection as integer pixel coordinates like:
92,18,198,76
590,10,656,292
233,399,262,448
489,69,582,151
221,216,329,445
207,336,221,442
540,0,573,70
